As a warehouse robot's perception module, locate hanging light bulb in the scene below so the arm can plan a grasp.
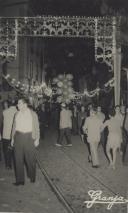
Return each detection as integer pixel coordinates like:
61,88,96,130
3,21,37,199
5,74,10,79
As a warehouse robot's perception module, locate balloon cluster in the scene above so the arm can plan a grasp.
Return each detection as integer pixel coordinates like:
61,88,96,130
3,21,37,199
52,74,75,103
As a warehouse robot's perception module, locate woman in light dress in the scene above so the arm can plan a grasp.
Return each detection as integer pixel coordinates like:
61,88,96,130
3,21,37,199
102,107,123,170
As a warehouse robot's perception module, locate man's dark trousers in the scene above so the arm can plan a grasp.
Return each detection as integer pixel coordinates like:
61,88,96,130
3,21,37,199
2,139,13,168
14,132,36,183
0,140,2,161
57,128,72,145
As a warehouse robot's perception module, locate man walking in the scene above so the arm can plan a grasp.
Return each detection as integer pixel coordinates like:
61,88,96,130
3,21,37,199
83,107,103,168
55,103,72,147
11,98,40,186
2,100,17,169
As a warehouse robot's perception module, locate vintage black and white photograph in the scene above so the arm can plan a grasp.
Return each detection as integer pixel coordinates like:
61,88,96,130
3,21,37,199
0,0,128,212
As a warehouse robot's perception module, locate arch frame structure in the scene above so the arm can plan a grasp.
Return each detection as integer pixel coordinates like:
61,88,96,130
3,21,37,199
0,16,121,104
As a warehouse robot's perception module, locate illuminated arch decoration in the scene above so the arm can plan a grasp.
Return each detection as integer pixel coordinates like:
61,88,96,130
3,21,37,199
0,18,18,61
94,17,114,71
0,16,116,68
0,16,122,105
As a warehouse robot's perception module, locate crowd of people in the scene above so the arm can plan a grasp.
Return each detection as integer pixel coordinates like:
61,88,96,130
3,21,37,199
54,102,128,170
0,97,128,186
36,100,128,170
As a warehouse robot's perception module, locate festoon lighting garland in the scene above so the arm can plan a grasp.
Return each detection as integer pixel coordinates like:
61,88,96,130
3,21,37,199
83,78,115,98
3,73,114,101
3,74,52,97
52,74,114,102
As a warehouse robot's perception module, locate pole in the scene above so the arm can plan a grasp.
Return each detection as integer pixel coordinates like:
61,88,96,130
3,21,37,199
126,70,128,107
122,68,128,106
113,17,121,106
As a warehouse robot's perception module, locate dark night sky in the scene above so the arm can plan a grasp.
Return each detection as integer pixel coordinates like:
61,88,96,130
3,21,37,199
29,0,128,16
27,0,128,89
29,0,101,16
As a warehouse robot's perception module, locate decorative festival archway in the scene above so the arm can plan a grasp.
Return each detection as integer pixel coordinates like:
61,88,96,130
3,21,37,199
0,16,121,105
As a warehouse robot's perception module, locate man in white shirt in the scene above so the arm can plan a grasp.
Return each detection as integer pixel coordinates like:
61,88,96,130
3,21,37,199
2,101,17,169
11,98,40,186
83,107,103,168
55,103,72,147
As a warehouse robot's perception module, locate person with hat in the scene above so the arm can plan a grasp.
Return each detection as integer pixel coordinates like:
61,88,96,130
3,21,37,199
55,103,72,147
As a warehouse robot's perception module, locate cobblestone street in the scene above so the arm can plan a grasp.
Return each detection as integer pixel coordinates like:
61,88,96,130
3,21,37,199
0,128,128,213
0,144,68,213
37,128,128,213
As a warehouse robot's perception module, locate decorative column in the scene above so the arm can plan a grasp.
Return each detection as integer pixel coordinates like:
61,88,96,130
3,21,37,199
113,17,121,106
123,68,128,106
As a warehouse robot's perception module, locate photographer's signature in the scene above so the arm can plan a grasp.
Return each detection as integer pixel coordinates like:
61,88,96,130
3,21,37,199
84,190,128,210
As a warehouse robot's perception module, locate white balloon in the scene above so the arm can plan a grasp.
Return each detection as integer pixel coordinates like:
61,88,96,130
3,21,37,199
66,74,73,80
57,81,63,87
58,74,64,80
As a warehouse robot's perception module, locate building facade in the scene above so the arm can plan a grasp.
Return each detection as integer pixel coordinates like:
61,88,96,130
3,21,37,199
0,0,44,100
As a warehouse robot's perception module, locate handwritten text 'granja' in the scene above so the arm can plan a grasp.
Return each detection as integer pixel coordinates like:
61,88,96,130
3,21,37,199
84,190,128,210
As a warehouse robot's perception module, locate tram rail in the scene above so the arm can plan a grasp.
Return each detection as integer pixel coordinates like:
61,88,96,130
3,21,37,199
60,148,118,196
36,145,124,213
36,154,77,213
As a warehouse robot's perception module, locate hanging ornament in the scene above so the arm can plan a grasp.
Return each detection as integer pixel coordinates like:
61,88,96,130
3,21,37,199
53,78,59,84
68,88,73,93
57,81,63,87
69,94,75,99
63,84,68,89
65,98,70,103
63,91,68,96
63,78,68,83
66,74,73,80
57,96,62,103
41,82,46,88
58,74,64,80
67,81,73,86
44,88,52,97
5,74,10,79
52,73,74,103
57,89,62,95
